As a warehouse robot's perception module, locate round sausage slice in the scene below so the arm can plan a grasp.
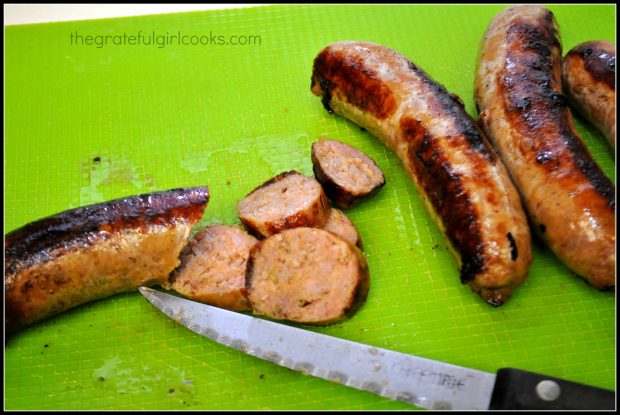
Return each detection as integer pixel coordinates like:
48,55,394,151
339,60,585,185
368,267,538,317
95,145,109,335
246,227,370,325
311,139,385,208
322,208,363,249
170,224,257,311
237,171,330,238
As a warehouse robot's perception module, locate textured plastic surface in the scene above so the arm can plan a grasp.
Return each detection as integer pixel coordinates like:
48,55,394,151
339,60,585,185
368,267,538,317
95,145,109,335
489,368,615,410
5,5,616,410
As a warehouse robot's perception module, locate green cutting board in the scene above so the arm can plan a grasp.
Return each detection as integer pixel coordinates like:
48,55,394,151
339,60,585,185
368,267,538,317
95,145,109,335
5,5,615,410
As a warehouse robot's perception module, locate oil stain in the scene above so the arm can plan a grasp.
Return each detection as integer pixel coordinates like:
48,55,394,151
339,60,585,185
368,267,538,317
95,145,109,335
93,356,199,406
179,133,311,176
76,152,157,206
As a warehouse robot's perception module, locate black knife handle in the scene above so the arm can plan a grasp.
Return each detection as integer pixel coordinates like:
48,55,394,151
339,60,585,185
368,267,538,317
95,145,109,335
489,368,615,410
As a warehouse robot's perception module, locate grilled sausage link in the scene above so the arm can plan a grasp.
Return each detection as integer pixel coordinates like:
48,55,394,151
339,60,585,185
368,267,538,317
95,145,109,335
474,5,615,289
311,41,532,306
5,187,210,333
562,40,616,148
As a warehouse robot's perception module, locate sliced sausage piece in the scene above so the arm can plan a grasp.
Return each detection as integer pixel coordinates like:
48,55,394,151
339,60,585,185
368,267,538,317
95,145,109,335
322,208,363,249
311,41,532,306
5,187,210,334
311,139,385,208
475,5,615,290
170,225,257,311
246,227,369,325
237,171,330,238
562,40,616,148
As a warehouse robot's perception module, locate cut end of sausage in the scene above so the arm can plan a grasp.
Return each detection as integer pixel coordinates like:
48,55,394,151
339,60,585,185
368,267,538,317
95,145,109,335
237,171,330,238
170,224,258,311
311,139,385,208
246,227,370,325
322,208,363,249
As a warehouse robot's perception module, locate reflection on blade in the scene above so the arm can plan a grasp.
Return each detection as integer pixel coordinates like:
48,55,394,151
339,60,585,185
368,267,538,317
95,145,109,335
139,286,496,410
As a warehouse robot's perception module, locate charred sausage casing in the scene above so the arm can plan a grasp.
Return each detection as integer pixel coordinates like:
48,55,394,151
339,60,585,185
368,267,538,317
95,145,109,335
5,187,210,333
562,40,616,148
311,41,532,306
474,5,615,289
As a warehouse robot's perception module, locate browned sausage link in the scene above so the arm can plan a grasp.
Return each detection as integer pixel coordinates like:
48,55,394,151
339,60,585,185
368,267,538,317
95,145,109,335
475,5,615,289
5,187,210,333
312,41,532,306
246,227,369,325
170,224,257,311
311,139,385,208
562,40,616,148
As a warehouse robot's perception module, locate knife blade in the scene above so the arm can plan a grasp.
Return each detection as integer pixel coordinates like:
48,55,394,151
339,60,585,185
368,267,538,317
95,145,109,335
139,286,615,410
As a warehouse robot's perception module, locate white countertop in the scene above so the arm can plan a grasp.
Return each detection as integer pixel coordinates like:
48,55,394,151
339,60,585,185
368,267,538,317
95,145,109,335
4,4,267,25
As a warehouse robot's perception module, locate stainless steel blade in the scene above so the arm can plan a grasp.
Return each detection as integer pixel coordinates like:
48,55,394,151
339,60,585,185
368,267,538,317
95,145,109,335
139,286,496,410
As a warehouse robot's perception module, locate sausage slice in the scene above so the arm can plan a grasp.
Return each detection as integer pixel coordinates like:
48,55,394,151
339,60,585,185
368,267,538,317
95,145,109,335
170,225,258,311
322,208,363,249
246,227,369,325
237,171,330,238
311,139,385,208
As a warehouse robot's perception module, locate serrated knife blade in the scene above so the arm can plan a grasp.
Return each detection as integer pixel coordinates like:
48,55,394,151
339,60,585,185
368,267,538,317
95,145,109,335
139,287,615,410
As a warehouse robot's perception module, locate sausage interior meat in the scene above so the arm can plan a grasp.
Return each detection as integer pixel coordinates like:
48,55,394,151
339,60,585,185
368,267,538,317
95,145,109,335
170,224,257,311
5,187,210,333
475,5,615,289
246,227,370,324
237,171,330,239
562,40,616,149
311,138,385,208
311,41,532,306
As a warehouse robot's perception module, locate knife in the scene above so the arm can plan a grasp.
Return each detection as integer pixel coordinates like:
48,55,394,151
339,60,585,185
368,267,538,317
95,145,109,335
139,287,615,410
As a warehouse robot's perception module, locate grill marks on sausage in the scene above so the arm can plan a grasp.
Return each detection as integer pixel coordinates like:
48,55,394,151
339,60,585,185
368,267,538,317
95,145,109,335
400,117,485,284
562,40,616,149
405,61,497,161
312,46,496,162
5,187,210,333
499,17,615,208
312,49,397,120
506,232,518,261
5,188,210,280
569,42,616,89
312,73,335,113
